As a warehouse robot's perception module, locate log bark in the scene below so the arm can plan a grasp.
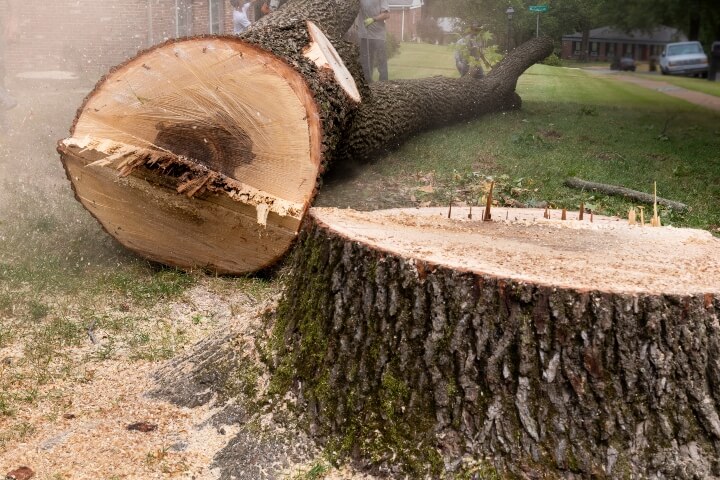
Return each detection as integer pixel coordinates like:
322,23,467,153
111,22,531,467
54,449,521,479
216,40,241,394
341,37,554,161
56,0,553,274
565,177,689,212
273,206,720,478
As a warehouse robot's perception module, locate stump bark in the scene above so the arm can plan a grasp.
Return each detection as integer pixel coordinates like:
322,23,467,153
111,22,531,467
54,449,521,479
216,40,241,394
56,0,553,274
274,206,720,478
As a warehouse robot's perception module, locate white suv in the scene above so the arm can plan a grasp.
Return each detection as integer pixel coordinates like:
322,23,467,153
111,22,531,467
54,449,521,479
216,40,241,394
660,41,709,77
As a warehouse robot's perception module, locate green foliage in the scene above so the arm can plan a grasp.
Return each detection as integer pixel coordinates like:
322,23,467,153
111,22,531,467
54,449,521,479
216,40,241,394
541,53,563,66
417,16,444,44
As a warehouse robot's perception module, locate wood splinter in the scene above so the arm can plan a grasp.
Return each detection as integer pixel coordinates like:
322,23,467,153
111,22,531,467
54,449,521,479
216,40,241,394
579,202,584,221
483,182,494,221
468,204,472,220
561,208,567,220
448,202,453,219
638,206,645,226
628,207,637,225
543,206,549,219
651,181,661,227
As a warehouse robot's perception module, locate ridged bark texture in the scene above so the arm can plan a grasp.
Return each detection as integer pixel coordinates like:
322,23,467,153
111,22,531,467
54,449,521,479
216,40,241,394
274,215,720,478
254,0,360,41
339,37,554,162
240,9,360,175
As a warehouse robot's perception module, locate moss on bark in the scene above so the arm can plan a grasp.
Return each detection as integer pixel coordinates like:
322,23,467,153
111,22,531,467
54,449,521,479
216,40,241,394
271,212,720,478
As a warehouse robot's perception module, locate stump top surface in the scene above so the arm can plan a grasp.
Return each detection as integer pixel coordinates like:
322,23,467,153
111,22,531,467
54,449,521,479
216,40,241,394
311,207,720,295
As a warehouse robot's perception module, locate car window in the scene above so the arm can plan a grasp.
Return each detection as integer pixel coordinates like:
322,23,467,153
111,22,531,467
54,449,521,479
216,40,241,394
667,43,703,56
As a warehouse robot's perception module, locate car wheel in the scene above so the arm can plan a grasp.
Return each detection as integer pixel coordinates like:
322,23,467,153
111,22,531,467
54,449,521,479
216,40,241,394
661,68,668,75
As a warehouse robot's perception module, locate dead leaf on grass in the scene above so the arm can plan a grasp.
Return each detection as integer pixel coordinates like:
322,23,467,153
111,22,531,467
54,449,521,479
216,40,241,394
6,466,35,480
417,185,435,193
539,129,562,139
127,421,158,433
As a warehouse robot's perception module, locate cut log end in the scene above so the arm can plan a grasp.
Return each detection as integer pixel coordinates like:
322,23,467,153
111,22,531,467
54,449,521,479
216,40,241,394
59,35,333,274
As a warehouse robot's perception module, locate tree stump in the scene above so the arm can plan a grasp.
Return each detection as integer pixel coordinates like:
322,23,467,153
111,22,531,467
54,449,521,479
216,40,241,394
274,206,720,478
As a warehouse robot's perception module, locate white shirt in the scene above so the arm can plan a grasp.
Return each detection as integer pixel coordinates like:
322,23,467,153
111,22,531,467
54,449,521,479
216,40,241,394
233,3,251,34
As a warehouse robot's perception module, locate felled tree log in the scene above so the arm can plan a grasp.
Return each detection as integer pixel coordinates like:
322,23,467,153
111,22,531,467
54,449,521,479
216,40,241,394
56,0,552,274
341,38,551,161
274,206,720,478
565,177,689,212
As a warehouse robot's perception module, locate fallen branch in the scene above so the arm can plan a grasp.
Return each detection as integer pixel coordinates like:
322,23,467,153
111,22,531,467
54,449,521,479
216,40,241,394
564,177,688,212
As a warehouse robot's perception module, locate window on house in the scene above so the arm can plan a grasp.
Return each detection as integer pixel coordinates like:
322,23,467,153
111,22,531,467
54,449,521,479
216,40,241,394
176,0,192,37
210,0,224,34
590,42,598,56
607,43,615,55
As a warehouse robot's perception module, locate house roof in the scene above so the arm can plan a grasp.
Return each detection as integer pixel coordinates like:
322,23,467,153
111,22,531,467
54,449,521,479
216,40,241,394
562,25,687,44
388,0,423,9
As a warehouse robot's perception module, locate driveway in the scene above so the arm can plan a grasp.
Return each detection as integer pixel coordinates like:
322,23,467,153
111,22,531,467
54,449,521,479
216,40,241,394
587,69,720,112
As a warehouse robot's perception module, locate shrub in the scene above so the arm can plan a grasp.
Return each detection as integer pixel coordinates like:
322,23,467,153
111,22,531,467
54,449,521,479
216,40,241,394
541,53,562,67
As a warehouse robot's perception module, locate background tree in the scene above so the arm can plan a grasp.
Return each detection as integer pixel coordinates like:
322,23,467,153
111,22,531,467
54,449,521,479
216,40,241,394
426,0,720,56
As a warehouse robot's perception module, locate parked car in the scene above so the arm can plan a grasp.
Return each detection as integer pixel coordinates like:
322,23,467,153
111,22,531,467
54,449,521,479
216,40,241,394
659,41,708,77
619,56,636,71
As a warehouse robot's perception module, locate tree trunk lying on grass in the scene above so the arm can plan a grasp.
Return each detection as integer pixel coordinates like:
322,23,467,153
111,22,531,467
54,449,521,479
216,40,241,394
274,206,720,478
565,177,689,212
56,0,553,274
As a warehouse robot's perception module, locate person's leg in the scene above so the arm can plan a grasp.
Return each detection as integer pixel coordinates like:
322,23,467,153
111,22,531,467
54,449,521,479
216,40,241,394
373,39,388,81
359,37,372,83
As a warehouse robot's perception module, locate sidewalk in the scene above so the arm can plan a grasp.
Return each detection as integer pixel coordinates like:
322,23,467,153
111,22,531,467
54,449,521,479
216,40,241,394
593,71,720,112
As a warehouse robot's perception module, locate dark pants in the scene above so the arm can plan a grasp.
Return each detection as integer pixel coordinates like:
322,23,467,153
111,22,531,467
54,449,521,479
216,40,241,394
359,37,387,83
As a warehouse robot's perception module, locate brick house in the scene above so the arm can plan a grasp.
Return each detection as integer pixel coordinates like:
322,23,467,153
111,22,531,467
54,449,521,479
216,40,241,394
2,0,238,77
561,26,686,62
386,0,423,42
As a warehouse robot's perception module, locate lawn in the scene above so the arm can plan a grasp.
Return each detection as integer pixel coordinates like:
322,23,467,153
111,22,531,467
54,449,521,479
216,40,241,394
326,42,720,234
388,42,459,79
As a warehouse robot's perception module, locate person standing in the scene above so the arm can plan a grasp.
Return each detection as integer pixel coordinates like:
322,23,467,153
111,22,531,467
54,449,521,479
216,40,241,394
454,22,491,77
356,0,390,83
231,0,255,35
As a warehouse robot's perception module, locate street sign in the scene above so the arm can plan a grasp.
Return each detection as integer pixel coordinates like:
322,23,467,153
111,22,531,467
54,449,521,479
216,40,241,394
529,5,549,12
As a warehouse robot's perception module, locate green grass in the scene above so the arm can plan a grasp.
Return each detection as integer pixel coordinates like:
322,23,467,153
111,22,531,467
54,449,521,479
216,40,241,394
368,45,720,233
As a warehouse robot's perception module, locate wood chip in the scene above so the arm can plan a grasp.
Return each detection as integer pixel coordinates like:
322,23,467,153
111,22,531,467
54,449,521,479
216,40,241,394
126,422,158,433
5,467,35,480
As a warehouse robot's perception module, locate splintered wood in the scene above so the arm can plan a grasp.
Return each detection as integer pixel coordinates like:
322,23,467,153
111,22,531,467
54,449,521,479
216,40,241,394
58,36,328,274
311,206,720,295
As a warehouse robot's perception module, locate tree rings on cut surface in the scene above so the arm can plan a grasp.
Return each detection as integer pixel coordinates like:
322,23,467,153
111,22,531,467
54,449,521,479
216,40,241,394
312,206,720,295
58,36,324,274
